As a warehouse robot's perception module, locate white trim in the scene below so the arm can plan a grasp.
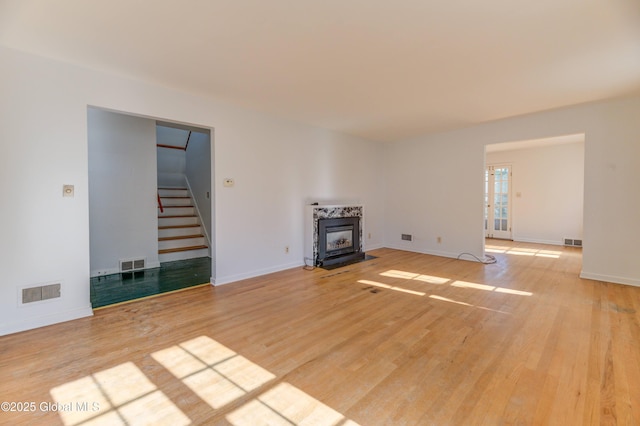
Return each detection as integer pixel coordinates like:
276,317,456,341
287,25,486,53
214,261,304,286
384,244,479,262
184,177,212,251
363,242,384,251
91,267,120,276
512,237,565,246
579,271,640,287
90,261,160,278
0,305,94,336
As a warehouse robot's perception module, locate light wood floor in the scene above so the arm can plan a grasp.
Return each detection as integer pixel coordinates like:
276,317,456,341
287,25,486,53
1,242,639,425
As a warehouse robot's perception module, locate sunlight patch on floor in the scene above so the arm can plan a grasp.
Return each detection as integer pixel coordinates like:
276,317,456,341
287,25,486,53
451,281,495,291
152,336,275,409
51,336,359,425
495,287,534,296
452,280,533,296
485,245,561,259
358,279,426,296
429,294,472,306
227,382,345,426
50,362,189,426
429,295,512,314
412,274,451,284
380,270,450,284
377,270,533,297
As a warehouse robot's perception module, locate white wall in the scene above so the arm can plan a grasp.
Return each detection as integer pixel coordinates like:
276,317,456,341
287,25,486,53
385,134,485,259
185,131,213,250
3,42,637,336
1,47,93,334
213,113,386,284
0,46,386,334
88,108,159,276
486,141,584,245
385,96,640,287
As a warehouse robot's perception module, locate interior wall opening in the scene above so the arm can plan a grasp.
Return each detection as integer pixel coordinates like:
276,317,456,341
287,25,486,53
87,106,214,308
483,133,585,265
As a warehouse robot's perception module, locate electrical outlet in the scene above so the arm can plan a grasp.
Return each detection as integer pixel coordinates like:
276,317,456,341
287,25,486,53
368,233,371,239
437,236,442,243
285,246,289,254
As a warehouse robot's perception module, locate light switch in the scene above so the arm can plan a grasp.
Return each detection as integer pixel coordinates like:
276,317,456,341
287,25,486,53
63,184,75,197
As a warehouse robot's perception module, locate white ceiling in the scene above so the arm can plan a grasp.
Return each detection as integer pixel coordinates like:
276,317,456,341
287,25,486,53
1,0,639,142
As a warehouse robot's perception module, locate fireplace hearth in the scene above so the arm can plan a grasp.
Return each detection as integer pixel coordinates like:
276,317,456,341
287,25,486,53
305,205,365,267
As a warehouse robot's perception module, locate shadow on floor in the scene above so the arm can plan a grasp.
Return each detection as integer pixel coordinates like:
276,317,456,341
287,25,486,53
319,254,377,270
90,257,211,309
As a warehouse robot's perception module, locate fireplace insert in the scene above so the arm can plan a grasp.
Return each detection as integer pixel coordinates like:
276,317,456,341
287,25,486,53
317,217,365,266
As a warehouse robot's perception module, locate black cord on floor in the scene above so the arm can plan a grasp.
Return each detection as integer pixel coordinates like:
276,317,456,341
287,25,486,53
457,252,497,264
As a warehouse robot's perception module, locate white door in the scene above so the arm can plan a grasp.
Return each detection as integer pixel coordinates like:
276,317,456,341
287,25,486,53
485,165,512,239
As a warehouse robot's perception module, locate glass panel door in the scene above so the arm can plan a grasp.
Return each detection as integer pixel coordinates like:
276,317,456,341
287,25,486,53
485,165,512,239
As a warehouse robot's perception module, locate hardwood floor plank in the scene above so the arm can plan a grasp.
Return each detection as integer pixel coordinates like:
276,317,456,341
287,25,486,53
1,242,640,425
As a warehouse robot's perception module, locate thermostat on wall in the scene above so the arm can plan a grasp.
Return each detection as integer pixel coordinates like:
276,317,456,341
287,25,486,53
63,184,74,197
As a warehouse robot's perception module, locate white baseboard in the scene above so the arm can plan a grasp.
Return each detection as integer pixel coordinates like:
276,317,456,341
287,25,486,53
384,244,477,261
579,271,640,287
214,261,304,286
512,237,564,246
91,261,161,278
0,305,94,336
364,243,384,251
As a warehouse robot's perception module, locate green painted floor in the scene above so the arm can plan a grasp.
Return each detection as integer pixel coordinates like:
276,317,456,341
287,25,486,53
90,257,212,308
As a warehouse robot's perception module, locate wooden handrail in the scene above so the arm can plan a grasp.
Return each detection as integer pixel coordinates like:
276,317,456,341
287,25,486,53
156,130,193,151
157,192,164,213
156,143,185,151
184,131,192,151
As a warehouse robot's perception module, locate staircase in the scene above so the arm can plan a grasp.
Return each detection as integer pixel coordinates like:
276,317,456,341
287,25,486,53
157,187,209,262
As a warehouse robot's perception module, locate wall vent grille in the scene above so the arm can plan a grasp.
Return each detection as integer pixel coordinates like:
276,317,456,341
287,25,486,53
120,258,146,272
401,234,413,241
21,283,61,304
564,238,583,247
120,260,134,272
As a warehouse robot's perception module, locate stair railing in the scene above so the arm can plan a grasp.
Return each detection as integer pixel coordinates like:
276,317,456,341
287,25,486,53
156,130,193,151
184,131,192,151
157,192,164,213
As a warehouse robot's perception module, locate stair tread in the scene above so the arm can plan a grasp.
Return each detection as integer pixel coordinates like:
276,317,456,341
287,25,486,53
158,215,197,219
162,205,194,208
159,245,208,254
160,196,191,199
158,234,204,241
158,187,188,190
158,224,201,229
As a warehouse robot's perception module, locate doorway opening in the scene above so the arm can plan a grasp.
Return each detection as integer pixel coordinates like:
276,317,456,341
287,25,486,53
87,107,214,308
483,134,585,259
